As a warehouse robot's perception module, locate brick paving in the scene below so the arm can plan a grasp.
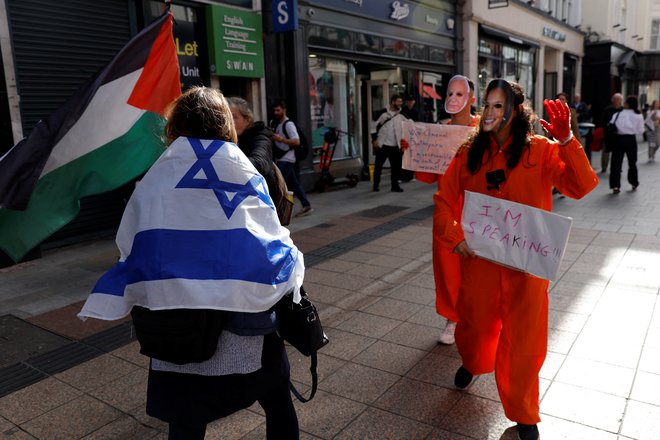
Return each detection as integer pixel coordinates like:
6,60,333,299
0,140,659,439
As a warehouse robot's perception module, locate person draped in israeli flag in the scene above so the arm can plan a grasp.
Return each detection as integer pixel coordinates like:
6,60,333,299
79,130,303,321
79,87,304,439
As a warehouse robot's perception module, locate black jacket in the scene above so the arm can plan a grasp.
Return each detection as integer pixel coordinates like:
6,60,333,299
237,121,280,203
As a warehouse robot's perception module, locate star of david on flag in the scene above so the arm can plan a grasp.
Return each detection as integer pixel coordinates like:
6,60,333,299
176,138,273,218
78,137,304,321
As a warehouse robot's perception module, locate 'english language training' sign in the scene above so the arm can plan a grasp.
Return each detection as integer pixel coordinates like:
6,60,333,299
401,122,473,174
461,191,572,281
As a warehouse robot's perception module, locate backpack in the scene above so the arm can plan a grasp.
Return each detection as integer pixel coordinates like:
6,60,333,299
282,119,310,161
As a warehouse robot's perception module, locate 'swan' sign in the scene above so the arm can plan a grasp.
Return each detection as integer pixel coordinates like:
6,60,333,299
461,191,572,281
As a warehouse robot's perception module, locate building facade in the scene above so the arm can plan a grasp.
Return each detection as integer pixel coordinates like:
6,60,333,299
581,0,660,121
0,0,265,264
263,0,459,184
462,0,585,116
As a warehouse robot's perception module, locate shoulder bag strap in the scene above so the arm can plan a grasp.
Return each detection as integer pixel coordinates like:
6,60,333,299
288,351,319,403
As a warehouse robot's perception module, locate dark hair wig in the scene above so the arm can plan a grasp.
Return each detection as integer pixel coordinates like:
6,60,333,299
465,79,536,174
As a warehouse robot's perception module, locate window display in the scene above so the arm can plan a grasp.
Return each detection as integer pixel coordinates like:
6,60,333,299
308,56,358,162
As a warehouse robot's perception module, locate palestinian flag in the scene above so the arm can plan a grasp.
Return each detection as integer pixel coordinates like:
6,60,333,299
0,11,180,263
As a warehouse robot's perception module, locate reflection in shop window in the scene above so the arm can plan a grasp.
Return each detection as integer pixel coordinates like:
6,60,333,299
409,43,427,61
307,25,353,50
383,38,409,57
429,47,453,64
308,56,358,163
356,33,381,54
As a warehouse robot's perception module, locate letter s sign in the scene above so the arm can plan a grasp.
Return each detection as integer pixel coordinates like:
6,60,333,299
272,0,298,32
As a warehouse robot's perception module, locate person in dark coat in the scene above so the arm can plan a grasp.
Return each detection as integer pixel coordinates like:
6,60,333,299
228,96,284,205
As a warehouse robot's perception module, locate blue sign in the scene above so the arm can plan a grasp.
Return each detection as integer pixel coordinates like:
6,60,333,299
308,0,455,35
273,0,298,32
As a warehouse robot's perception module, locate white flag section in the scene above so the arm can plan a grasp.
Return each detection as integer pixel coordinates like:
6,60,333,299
401,121,473,174
79,137,304,321
461,191,572,281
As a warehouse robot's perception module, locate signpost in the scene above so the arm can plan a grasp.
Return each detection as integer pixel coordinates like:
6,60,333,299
273,0,299,32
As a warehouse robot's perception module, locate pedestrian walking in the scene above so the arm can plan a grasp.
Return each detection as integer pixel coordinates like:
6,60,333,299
599,93,623,173
271,100,313,217
79,87,303,440
434,79,598,440
609,96,645,194
228,96,284,204
645,100,659,161
372,94,408,192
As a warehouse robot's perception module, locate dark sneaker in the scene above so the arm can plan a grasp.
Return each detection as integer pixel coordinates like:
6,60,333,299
454,366,474,389
391,187,404,192
373,187,380,192
517,424,539,440
294,206,314,217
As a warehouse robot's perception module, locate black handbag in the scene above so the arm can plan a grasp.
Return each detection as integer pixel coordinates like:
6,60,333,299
130,306,226,365
276,286,329,402
604,111,621,148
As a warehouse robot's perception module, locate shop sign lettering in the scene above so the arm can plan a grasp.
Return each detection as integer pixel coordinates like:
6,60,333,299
344,0,362,5
390,1,409,21
461,191,572,281
543,26,566,42
207,5,264,78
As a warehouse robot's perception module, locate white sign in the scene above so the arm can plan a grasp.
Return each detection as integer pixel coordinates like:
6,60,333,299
390,1,410,20
461,191,572,281
401,121,473,174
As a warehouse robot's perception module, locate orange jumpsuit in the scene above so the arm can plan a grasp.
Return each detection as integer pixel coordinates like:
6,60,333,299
417,117,479,322
434,134,597,424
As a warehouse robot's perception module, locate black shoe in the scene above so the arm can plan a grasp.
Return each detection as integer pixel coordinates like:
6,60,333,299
454,366,474,389
517,424,539,440
632,184,639,191
391,187,404,192
373,187,380,192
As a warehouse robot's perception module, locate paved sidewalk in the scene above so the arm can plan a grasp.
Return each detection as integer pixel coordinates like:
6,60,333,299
0,142,659,439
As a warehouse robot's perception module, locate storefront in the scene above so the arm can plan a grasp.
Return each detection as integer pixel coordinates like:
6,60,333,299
463,1,584,117
0,0,264,265
264,0,458,185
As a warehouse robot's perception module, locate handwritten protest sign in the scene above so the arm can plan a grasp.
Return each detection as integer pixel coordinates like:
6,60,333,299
461,191,572,281
401,121,473,174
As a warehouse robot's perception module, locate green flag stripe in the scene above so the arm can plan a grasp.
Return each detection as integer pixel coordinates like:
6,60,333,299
0,112,166,262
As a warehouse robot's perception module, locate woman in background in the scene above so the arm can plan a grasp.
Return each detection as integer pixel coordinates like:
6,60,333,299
609,96,645,193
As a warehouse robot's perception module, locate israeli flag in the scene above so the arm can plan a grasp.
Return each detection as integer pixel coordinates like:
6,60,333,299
79,137,304,321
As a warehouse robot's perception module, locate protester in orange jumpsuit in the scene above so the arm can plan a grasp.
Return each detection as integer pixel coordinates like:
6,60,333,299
414,75,479,345
434,79,598,440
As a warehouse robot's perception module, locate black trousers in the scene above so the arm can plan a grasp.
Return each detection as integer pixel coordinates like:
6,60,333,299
168,378,298,440
373,145,403,190
609,134,639,189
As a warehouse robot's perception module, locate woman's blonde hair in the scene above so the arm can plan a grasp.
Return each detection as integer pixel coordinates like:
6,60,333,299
164,87,237,145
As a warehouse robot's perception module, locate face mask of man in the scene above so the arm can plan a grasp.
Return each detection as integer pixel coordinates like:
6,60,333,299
444,75,470,115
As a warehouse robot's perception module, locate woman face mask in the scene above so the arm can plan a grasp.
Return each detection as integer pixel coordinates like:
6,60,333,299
444,76,471,115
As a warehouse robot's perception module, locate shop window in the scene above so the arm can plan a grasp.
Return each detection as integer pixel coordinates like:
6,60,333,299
652,19,660,50
477,38,535,106
356,33,381,54
308,56,358,163
383,38,409,57
409,43,428,61
429,47,453,64
307,25,353,50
